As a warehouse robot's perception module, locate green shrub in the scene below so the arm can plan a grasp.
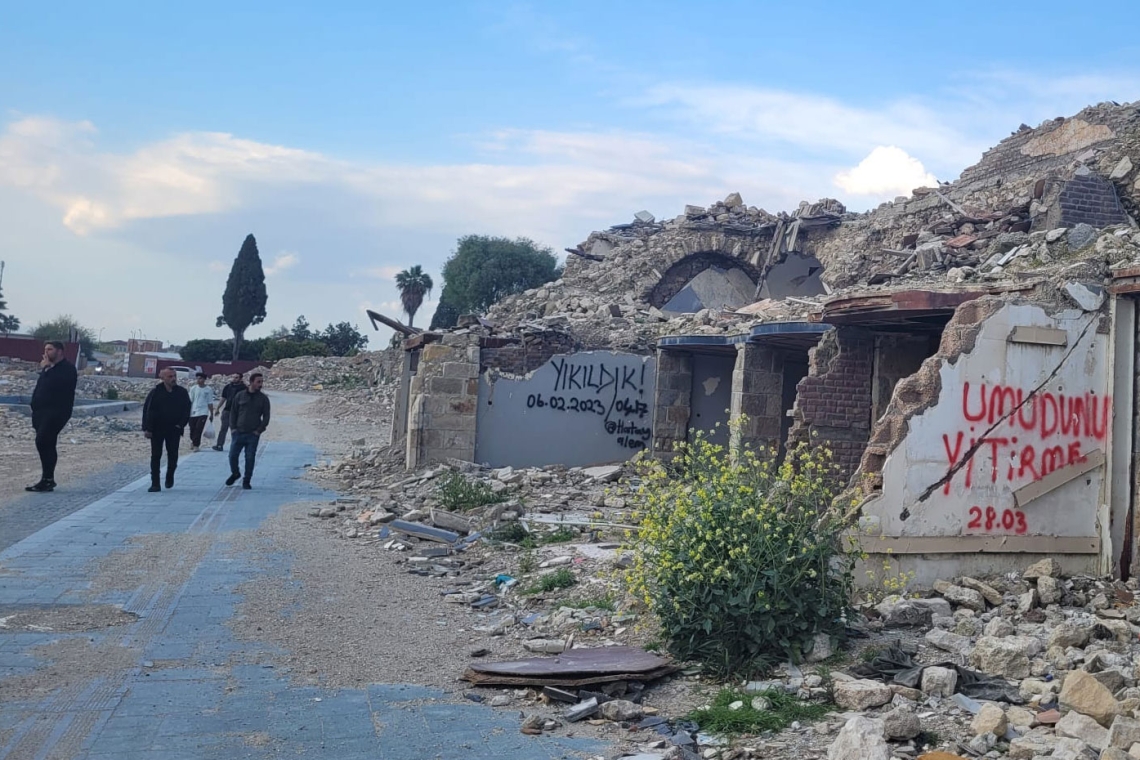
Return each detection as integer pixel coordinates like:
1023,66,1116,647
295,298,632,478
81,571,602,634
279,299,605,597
688,688,830,734
523,568,576,595
436,472,506,512
623,432,855,677
102,387,119,400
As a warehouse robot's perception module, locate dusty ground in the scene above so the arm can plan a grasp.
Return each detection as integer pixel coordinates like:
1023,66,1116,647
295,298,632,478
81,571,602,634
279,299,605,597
0,407,148,505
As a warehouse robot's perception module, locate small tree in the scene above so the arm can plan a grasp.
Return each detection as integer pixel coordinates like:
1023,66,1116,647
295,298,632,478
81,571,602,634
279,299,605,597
33,315,96,358
0,286,18,336
429,236,560,329
395,265,433,327
291,315,314,342
216,234,268,360
261,339,329,361
318,322,368,356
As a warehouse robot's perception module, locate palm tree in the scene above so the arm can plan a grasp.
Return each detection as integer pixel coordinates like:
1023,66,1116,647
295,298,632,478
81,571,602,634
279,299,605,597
395,265,433,327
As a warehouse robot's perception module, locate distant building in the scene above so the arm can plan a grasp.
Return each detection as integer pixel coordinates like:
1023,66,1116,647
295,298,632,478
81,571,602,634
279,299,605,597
127,339,163,354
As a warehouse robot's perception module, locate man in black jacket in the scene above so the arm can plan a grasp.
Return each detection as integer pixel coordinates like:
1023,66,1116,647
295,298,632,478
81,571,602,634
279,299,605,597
25,341,78,493
211,372,247,451
142,367,192,492
226,372,270,490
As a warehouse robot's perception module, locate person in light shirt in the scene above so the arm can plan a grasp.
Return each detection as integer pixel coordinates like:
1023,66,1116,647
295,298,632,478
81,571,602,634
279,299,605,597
187,372,216,452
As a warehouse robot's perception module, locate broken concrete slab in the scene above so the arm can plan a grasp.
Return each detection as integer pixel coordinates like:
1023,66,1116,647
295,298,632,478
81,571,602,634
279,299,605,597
389,520,460,543
1064,281,1106,311
429,508,473,535
1110,156,1134,180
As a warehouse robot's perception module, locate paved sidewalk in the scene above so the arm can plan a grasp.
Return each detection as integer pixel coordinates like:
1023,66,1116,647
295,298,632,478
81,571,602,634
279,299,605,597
0,442,602,759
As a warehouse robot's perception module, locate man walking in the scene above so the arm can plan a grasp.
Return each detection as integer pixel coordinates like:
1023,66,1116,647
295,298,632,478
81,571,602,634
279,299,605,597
226,372,270,490
211,372,246,451
142,367,191,492
25,341,78,493
187,372,215,451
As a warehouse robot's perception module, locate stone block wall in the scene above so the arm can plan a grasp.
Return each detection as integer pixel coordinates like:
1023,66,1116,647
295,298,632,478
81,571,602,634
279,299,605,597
406,334,480,470
651,350,692,457
1056,173,1130,229
730,343,785,455
787,327,875,480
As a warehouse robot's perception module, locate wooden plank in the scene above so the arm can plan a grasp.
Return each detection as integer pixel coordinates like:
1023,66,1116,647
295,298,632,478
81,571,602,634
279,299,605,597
1013,448,1105,509
1008,325,1068,346
366,309,419,337
851,534,1099,555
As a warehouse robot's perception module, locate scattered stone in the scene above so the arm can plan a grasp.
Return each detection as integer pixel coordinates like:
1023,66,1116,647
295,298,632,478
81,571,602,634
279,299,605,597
971,702,1008,737
926,628,972,655
1024,558,1062,580
599,700,643,722
1111,156,1134,180
882,706,921,740
1038,575,1061,605
1055,709,1109,750
805,633,833,663
1068,223,1099,251
1109,716,1140,749
960,576,1003,606
1049,621,1092,649
921,666,958,697
827,716,890,760
983,617,1016,637
933,580,986,611
834,679,894,710
970,636,1032,679
1059,669,1122,727
877,596,934,628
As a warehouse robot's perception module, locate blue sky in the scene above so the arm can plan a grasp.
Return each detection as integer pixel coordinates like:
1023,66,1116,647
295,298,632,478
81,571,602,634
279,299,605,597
2,1,1138,345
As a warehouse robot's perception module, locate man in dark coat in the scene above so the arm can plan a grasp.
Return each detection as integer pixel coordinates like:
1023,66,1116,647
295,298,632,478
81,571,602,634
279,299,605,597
211,372,247,451
25,341,78,492
225,372,270,490
142,367,191,492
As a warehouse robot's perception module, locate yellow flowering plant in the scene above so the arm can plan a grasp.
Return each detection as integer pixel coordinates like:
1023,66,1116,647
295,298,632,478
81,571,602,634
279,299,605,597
622,428,854,677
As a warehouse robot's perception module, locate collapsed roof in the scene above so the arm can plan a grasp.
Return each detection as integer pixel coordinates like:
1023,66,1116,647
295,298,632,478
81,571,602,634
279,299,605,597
466,101,1140,350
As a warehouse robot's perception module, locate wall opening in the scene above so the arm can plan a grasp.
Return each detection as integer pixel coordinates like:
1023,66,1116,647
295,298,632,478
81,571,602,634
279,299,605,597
758,251,828,300
648,252,761,313
687,353,735,446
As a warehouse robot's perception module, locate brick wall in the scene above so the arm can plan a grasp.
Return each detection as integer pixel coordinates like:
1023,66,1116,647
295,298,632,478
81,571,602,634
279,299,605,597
651,350,692,457
405,333,480,469
787,327,874,480
1056,173,1130,228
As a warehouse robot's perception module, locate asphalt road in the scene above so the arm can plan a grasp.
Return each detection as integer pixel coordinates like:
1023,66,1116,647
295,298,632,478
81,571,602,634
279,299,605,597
0,398,604,759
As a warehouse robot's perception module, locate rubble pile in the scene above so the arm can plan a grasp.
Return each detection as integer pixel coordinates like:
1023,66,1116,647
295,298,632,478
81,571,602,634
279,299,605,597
0,358,154,401
305,442,1140,759
249,349,403,393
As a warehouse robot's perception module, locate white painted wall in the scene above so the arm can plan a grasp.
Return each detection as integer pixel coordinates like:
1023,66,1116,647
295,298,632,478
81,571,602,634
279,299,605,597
475,352,656,468
863,303,1108,542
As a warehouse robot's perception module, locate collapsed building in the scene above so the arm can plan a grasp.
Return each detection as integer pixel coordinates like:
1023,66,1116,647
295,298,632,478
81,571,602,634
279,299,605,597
387,100,1140,584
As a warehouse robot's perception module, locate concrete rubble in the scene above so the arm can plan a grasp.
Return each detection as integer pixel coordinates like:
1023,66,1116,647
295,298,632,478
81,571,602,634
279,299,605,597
288,100,1140,759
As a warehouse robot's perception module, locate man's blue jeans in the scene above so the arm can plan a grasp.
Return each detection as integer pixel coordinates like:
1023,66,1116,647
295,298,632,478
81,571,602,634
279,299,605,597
229,432,260,482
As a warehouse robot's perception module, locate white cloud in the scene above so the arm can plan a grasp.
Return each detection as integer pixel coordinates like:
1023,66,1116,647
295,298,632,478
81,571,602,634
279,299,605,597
207,260,228,273
264,251,299,276
638,84,984,173
834,146,938,197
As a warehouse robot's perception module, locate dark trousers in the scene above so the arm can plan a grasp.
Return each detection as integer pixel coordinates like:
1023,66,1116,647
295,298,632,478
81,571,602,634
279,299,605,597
229,432,260,482
33,414,69,482
215,413,232,448
188,416,208,448
150,428,181,483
